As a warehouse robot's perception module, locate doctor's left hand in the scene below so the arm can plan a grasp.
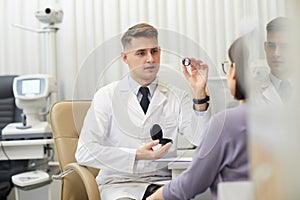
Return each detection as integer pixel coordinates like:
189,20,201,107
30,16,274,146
136,140,172,160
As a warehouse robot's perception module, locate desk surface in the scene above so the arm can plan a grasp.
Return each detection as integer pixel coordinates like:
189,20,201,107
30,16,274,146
153,149,194,178
0,138,54,146
0,139,54,160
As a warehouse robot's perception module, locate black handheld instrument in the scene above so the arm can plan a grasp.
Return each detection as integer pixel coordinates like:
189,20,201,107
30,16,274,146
150,124,173,144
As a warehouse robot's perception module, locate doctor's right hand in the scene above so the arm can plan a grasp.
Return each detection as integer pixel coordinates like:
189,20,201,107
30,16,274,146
136,140,172,160
182,58,209,112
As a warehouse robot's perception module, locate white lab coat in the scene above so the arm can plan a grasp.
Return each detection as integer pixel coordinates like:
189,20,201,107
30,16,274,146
253,74,283,105
75,76,210,199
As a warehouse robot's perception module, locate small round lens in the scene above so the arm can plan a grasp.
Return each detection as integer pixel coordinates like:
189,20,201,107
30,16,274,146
182,57,190,66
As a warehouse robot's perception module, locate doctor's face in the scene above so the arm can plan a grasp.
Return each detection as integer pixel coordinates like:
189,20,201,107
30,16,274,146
264,31,290,80
121,37,161,86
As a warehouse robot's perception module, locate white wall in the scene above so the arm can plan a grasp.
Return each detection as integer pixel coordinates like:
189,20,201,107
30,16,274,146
0,0,286,100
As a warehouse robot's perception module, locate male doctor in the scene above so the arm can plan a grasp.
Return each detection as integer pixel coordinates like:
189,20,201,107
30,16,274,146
75,23,210,200
254,17,292,104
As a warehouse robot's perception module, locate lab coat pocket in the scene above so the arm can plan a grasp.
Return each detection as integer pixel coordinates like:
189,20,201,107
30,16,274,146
159,116,178,139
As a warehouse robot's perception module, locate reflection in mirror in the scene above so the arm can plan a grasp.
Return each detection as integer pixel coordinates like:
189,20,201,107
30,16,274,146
249,3,300,199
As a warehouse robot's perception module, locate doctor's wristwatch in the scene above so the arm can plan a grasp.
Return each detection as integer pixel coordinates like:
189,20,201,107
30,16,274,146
193,95,210,104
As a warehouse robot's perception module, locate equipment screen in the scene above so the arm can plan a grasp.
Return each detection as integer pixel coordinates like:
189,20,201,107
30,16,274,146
21,79,41,95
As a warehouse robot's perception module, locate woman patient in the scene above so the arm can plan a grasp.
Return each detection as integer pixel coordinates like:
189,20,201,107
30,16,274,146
147,35,250,200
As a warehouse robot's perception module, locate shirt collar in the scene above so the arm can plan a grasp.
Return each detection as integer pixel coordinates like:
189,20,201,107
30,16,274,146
269,73,283,91
269,73,292,91
128,75,158,97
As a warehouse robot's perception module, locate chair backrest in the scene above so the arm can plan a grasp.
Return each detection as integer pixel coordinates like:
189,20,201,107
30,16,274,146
0,75,22,133
50,100,99,200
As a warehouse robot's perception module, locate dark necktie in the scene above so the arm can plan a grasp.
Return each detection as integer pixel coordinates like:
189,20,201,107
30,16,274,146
139,87,150,114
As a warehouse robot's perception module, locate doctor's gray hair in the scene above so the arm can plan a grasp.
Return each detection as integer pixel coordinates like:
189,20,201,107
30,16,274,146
121,23,158,50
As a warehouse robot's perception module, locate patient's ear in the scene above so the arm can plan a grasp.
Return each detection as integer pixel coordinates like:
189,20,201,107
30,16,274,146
227,63,236,97
231,64,237,91
231,63,236,80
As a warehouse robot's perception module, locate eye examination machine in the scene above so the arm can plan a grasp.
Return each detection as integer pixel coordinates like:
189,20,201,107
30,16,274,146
0,3,63,200
2,74,56,140
0,74,57,200
1,4,61,193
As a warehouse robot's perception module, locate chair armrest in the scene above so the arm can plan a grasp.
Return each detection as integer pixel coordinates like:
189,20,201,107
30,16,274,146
52,162,100,200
